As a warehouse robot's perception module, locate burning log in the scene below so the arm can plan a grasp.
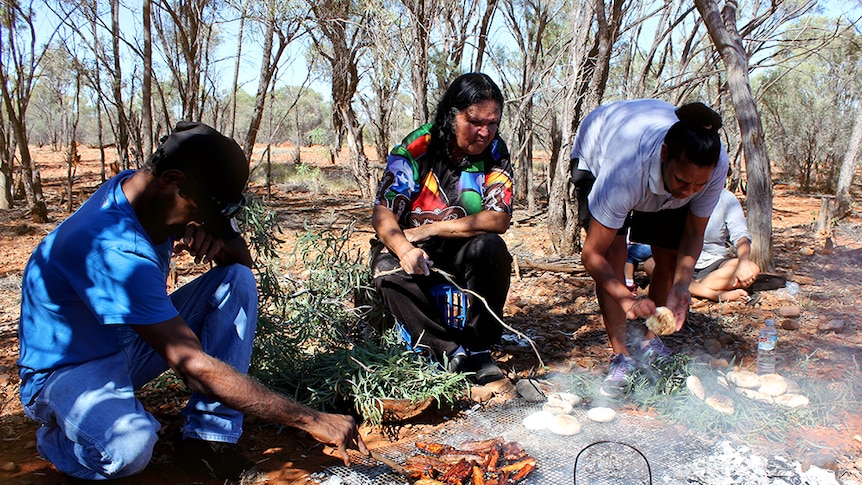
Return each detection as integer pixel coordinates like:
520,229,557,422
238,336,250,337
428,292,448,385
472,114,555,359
405,438,536,484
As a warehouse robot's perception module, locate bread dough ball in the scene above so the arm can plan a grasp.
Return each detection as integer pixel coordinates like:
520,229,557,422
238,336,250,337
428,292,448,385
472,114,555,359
522,410,554,430
587,407,616,423
774,393,809,409
549,414,582,436
705,394,735,414
543,401,573,415
735,387,774,403
726,370,761,389
686,375,705,400
646,306,676,335
758,374,788,396
547,392,581,407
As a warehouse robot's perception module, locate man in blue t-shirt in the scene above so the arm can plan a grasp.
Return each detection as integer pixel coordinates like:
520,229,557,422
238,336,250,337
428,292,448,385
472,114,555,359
17,122,367,481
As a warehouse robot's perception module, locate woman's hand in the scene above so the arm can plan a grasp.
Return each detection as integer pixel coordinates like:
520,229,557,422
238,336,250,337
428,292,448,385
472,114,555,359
734,259,759,288
665,283,693,331
625,296,656,321
399,247,434,276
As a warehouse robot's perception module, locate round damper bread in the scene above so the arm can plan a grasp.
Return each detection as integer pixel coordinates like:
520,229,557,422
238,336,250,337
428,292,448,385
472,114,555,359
686,375,706,400
705,394,735,414
543,401,573,415
726,370,761,389
773,393,809,408
645,306,676,335
757,374,788,396
549,414,581,436
522,410,554,430
547,392,581,407
735,387,774,403
586,407,616,423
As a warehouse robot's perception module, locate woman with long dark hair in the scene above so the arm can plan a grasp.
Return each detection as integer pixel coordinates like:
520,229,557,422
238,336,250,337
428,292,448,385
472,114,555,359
371,73,514,385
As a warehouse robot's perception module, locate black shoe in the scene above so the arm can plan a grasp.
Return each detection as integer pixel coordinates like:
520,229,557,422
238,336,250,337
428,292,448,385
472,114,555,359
447,353,470,373
175,437,262,482
470,352,506,385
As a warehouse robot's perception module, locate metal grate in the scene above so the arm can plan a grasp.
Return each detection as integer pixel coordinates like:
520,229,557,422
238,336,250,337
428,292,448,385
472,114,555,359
317,399,717,484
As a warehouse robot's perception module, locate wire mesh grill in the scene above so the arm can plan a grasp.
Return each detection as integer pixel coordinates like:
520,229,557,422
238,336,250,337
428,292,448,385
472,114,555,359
316,399,717,484
573,441,651,484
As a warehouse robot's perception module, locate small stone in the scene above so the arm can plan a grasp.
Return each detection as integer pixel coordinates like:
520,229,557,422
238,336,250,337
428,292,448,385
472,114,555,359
784,378,802,394
515,379,546,402
792,275,815,285
799,247,815,256
781,319,800,330
853,434,862,443
709,358,729,370
703,338,722,355
24,440,36,450
818,319,845,332
0,462,18,473
802,452,838,473
777,305,801,318
470,386,494,403
718,334,736,346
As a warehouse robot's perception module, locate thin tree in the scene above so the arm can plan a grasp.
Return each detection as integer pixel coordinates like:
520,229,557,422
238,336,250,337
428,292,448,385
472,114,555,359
242,0,304,163
142,0,154,159
308,0,374,198
832,106,862,220
401,0,437,128
694,0,778,271
109,0,131,169
547,0,627,255
0,0,49,221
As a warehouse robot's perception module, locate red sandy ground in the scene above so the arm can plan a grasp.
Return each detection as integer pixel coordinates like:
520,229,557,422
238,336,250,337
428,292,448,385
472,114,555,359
0,144,860,484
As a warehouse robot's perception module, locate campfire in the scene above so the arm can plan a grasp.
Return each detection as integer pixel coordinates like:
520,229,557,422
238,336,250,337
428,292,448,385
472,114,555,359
402,438,536,484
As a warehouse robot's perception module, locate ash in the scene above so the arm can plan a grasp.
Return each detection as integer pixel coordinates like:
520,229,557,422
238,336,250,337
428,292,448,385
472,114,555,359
661,441,840,484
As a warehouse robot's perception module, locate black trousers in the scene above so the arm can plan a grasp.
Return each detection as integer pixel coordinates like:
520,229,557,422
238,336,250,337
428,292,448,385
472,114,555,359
371,234,513,360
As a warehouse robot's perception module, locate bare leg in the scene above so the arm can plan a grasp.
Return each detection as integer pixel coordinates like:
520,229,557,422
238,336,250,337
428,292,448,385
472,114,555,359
691,259,749,301
648,246,677,306
596,235,630,356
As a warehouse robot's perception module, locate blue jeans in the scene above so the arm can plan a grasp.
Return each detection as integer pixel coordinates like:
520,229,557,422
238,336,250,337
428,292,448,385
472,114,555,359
22,264,258,480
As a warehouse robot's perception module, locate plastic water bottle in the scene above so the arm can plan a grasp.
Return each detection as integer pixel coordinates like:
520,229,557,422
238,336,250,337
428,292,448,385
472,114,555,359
756,319,778,374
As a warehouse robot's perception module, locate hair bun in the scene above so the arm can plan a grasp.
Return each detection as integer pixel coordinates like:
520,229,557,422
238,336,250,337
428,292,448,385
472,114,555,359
675,102,722,133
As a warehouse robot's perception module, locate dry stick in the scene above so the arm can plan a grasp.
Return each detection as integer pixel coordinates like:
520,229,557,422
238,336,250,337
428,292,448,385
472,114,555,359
373,267,545,368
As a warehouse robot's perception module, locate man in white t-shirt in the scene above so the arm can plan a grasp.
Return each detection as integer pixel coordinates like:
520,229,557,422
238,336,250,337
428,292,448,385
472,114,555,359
572,99,729,398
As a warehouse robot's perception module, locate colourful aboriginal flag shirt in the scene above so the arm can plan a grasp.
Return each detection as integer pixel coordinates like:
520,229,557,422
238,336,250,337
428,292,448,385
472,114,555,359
375,124,514,228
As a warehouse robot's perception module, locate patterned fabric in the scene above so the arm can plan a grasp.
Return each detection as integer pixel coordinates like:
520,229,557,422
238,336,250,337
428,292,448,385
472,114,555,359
375,124,513,228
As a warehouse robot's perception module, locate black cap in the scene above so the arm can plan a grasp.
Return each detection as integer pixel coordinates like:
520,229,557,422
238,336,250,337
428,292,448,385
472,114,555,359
158,121,248,236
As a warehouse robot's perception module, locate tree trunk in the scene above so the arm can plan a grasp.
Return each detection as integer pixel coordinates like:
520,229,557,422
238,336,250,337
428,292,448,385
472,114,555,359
695,0,774,272
246,23,291,163
548,0,625,255
142,0,154,159
110,0,130,170
0,118,12,209
832,106,862,220
0,5,48,222
229,1,249,139
340,104,374,199
406,0,435,128
473,0,498,71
